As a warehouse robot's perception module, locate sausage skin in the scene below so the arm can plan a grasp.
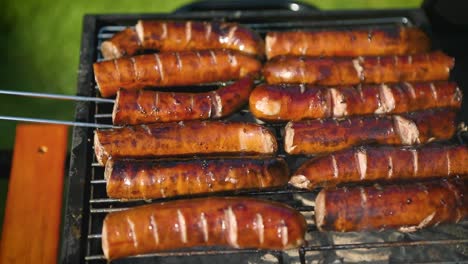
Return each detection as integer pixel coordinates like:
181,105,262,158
249,82,462,121
113,76,254,125
94,49,261,97
263,51,454,86
94,121,277,165
265,26,430,59
315,179,468,232
101,28,142,60
284,108,457,155
290,144,468,189
102,197,307,260
106,157,289,199
136,20,264,56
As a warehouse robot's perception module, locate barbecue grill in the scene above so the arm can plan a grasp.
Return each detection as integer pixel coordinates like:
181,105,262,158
59,4,468,264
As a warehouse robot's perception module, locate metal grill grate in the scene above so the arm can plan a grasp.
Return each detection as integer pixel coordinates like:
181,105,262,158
79,16,468,263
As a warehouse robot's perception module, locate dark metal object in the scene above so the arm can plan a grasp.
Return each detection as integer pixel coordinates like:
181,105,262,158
60,8,468,264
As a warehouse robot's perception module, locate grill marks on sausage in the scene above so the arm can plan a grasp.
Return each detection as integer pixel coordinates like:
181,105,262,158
263,51,453,86
291,144,468,189
112,76,254,125
102,197,307,260
265,27,431,59
105,158,288,199
315,179,467,232
94,50,261,97
103,20,263,60
249,82,461,121
284,108,456,155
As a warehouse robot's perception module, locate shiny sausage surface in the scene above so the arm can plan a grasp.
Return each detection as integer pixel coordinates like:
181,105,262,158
315,179,468,232
113,76,254,125
100,28,142,60
284,108,457,155
94,121,277,165
263,51,454,86
290,144,468,189
266,26,430,59
100,20,264,60
249,82,462,121
94,50,261,97
102,197,307,260
106,157,289,199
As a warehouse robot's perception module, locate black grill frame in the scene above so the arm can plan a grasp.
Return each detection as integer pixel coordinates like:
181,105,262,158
60,9,468,264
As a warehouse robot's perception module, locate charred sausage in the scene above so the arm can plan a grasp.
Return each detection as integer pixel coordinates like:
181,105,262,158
94,49,261,97
265,26,430,59
249,82,462,121
290,144,468,189
113,76,254,125
102,197,307,260
263,51,454,86
284,108,457,155
106,157,289,199
100,20,264,59
100,28,142,60
94,121,277,165
315,179,468,232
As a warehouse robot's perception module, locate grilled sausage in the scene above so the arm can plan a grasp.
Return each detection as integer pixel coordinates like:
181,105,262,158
265,26,430,59
315,179,468,232
263,51,454,85
284,108,457,155
136,20,264,56
94,49,261,97
106,157,289,199
102,197,307,260
100,28,142,60
249,82,462,121
94,121,277,165
113,76,254,125
290,144,468,189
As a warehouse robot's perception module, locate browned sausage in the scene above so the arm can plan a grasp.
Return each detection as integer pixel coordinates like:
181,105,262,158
100,28,142,60
290,144,468,189
94,121,277,165
106,157,289,199
113,76,254,125
284,108,457,155
102,197,307,260
94,49,261,97
265,26,430,59
263,51,454,85
315,179,468,232
249,82,462,121
136,20,264,56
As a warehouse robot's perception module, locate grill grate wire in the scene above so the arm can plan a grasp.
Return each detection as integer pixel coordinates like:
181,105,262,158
83,18,468,263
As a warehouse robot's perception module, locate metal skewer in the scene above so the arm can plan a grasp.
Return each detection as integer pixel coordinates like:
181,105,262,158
0,116,117,128
0,90,115,103
0,89,117,128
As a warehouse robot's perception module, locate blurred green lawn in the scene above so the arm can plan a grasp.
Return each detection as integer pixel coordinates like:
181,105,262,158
0,0,422,235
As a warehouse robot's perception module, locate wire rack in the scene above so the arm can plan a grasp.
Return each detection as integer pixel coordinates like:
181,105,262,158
81,17,468,263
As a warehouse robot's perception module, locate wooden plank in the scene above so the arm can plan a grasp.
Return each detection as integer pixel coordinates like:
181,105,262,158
0,124,68,264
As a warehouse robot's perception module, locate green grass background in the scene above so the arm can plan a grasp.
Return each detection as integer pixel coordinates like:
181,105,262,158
0,0,422,236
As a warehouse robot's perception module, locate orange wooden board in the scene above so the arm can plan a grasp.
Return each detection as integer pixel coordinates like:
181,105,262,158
0,124,68,264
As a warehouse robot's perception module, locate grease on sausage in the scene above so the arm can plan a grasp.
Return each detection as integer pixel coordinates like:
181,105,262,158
315,179,468,232
266,26,430,59
113,76,254,125
94,49,261,97
284,108,457,155
249,82,462,121
94,121,277,165
102,197,307,260
106,157,289,199
290,144,468,189
263,51,454,86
